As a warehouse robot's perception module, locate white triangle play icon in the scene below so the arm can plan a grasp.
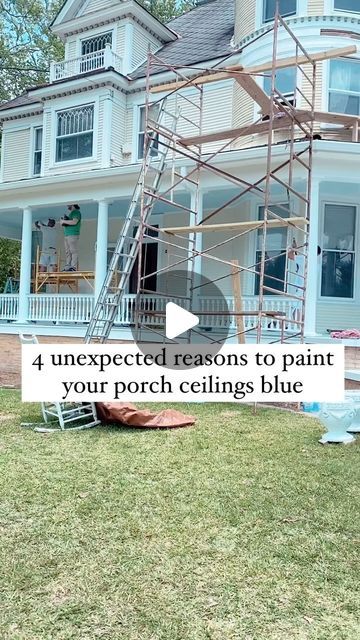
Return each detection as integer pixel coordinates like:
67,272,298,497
166,302,199,340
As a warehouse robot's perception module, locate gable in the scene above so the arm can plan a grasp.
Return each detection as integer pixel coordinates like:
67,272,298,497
78,0,118,17
51,0,177,45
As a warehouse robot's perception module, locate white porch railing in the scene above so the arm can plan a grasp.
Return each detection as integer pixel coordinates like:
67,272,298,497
0,293,297,333
50,45,122,82
28,295,94,323
201,296,300,333
0,294,19,321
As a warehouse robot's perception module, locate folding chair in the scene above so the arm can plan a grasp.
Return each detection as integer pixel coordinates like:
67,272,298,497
19,334,100,433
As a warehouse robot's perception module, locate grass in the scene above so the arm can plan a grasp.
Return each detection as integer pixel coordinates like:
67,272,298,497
0,390,359,640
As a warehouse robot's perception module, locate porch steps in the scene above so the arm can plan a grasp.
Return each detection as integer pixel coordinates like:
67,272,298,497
84,101,179,344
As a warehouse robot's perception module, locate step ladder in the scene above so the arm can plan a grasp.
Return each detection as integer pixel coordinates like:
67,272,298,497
84,100,178,344
19,334,100,432
3,277,20,293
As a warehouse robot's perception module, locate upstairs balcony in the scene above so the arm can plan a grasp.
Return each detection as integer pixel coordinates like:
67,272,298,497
50,44,122,83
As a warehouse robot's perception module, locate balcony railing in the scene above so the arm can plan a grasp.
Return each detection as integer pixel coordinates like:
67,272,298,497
50,44,122,83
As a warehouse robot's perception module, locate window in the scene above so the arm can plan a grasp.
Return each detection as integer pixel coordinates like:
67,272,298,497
255,204,289,295
264,66,297,106
334,1,360,11
321,204,356,298
137,105,160,160
81,32,112,56
33,127,43,176
56,104,94,163
329,59,360,115
264,0,296,22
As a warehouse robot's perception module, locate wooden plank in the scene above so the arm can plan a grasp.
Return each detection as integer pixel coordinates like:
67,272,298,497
231,260,245,344
162,217,308,235
179,111,313,147
150,46,357,94
179,108,360,147
235,74,274,114
313,110,360,127
150,65,244,94
245,45,357,75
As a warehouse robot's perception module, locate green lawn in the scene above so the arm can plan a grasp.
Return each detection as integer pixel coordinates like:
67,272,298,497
0,390,359,640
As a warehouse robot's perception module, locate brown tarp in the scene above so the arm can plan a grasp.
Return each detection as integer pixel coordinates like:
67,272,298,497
96,402,195,429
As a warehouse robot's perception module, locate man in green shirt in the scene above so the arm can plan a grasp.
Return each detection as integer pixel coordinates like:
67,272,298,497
61,204,82,271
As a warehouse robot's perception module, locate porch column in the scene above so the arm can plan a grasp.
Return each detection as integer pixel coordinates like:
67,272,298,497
17,206,32,323
94,200,109,301
304,179,320,336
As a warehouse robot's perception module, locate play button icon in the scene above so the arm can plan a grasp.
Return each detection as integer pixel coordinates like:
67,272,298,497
131,269,231,369
165,302,199,340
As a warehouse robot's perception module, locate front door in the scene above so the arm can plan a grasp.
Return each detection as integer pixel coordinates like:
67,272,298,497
129,243,158,294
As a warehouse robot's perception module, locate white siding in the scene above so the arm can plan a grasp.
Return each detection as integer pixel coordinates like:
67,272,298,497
309,0,324,15
317,302,360,333
202,82,234,153
116,23,126,60
43,110,52,170
66,38,77,60
80,0,115,15
111,97,126,166
231,82,256,150
132,24,161,71
235,0,256,44
2,128,31,182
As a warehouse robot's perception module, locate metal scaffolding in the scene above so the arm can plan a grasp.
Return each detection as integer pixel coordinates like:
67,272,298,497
84,6,358,347
133,9,318,345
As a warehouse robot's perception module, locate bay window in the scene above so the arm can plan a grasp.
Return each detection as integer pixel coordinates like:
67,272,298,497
55,104,94,163
321,204,356,298
329,59,360,116
263,0,296,22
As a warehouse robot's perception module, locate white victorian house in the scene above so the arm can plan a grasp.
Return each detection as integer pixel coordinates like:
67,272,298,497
1,0,360,341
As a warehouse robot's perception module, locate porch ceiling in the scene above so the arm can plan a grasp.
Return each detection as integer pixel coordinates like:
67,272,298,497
0,193,192,236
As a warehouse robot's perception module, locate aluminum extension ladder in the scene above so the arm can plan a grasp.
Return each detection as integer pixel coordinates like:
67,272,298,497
19,334,100,433
84,100,178,344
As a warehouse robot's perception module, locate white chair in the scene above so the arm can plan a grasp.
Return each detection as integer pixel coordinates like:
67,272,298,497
19,334,100,433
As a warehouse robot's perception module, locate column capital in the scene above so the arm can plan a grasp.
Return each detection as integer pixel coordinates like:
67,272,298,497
97,199,112,207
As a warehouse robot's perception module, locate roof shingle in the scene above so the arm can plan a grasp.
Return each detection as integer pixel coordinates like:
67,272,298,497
130,0,234,79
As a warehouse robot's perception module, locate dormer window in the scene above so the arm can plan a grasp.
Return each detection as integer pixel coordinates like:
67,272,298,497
334,0,360,11
81,31,112,56
264,0,296,22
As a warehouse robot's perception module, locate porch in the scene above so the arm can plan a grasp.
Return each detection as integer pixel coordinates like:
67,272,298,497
1,147,360,341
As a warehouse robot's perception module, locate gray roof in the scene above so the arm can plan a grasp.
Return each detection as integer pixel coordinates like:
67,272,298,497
0,0,235,113
0,93,41,112
130,0,234,79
